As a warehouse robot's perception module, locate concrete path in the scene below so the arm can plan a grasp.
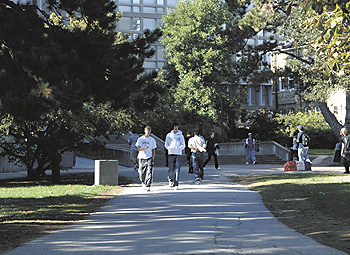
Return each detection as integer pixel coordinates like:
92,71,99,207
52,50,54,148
3,158,346,255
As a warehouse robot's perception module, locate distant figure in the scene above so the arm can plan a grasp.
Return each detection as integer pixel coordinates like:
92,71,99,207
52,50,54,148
203,132,220,170
290,130,298,161
245,133,257,165
340,127,350,174
136,126,157,192
128,130,139,171
296,125,311,163
185,131,193,173
188,130,206,184
164,123,186,190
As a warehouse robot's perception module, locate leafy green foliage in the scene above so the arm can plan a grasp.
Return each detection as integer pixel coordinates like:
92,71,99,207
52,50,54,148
0,0,161,182
161,0,276,137
274,111,338,149
300,0,350,75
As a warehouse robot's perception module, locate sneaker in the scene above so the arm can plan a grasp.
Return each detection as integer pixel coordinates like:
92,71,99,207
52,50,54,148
246,162,249,165
216,167,221,170
146,187,151,192
195,178,201,185
253,161,257,165
142,183,146,190
174,186,179,190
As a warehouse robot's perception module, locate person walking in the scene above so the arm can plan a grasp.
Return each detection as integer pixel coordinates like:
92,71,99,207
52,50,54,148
136,126,157,192
296,125,311,163
128,130,140,171
203,132,220,170
188,130,206,184
340,127,350,174
289,130,298,161
245,133,257,165
164,123,186,190
185,131,193,174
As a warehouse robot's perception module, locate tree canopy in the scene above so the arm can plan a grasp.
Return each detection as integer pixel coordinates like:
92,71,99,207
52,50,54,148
161,0,277,137
0,0,161,182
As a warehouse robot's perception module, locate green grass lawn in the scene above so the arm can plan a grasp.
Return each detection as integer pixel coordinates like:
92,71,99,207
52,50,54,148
308,148,334,155
233,173,350,254
0,173,127,253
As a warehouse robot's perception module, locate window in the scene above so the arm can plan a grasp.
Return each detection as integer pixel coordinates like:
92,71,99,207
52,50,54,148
144,7,156,13
144,18,157,30
280,77,288,90
157,7,165,14
119,5,132,12
334,106,339,114
261,86,269,106
133,0,140,3
119,0,132,4
133,18,141,31
157,0,164,5
118,17,132,31
144,61,157,69
167,0,177,7
133,6,141,12
144,0,156,5
157,46,165,60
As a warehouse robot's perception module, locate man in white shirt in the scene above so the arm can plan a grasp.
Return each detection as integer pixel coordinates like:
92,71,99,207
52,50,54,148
136,126,157,191
188,130,206,184
164,123,185,190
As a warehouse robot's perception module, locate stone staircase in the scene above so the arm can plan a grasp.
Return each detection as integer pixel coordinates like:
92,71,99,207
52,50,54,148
154,152,285,167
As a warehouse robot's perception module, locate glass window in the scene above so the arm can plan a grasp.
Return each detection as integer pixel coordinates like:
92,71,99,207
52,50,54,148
280,77,288,90
144,0,156,5
118,17,132,31
133,6,141,12
157,0,164,5
246,39,255,46
144,18,157,30
119,5,132,12
133,18,141,31
144,61,157,69
157,46,165,60
157,7,165,14
119,0,132,4
133,0,140,3
261,86,269,106
157,62,165,69
167,0,177,7
144,7,156,13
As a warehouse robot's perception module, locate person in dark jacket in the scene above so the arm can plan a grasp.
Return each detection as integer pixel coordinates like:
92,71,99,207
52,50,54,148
203,132,220,170
340,127,350,174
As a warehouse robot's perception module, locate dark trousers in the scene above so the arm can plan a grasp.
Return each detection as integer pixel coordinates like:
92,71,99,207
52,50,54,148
138,158,154,187
191,152,204,180
203,151,218,169
186,149,193,173
343,156,350,173
168,155,182,187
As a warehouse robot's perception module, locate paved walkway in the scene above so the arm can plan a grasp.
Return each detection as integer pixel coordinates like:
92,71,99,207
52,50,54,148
3,157,347,255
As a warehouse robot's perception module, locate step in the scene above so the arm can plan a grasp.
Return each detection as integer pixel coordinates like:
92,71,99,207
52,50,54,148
154,154,285,167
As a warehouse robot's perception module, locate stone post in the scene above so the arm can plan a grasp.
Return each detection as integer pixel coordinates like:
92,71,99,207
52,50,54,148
94,160,119,186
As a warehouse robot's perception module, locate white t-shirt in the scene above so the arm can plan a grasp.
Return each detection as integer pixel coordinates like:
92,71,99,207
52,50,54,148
188,135,206,153
135,135,157,159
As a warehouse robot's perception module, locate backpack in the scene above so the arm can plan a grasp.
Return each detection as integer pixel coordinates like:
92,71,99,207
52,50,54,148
302,133,310,147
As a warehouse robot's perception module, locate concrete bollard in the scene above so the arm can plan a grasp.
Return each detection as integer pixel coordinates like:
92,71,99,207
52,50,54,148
94,160,119,186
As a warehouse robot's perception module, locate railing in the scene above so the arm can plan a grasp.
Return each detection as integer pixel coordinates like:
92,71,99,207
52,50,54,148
215,141,289,161
0,141,289,172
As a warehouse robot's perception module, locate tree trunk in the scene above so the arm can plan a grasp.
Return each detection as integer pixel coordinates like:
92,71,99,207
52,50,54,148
51,154,62,184
319,101,342,136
